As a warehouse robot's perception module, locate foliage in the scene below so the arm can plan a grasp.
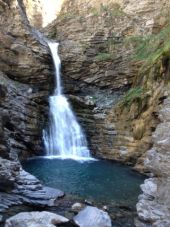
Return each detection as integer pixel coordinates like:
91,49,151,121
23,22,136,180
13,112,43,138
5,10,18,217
58,11,76,21
90,7,100,16
90,3,125,18
100,3,126,18
119,87,144,107
126,24,170,72
95,37,118,61
95,52,114,62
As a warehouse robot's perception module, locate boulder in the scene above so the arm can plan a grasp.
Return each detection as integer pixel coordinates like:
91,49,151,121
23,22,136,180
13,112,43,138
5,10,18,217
5,211,69,227
71,203,85,213
73,206,112,227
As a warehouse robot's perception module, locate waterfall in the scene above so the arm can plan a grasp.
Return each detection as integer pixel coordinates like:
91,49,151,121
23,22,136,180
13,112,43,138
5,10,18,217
43,42,91,160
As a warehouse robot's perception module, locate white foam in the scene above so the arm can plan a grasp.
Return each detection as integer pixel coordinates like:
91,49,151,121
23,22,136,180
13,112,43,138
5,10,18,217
43,42,91,159
28,155,97,163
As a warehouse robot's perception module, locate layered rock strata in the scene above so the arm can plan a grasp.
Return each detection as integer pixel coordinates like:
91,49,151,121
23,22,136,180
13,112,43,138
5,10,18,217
0,0,58,224
1,0,170,226
136,94,170,226
0,0,52,159
0,157,64,225
44,0,170,167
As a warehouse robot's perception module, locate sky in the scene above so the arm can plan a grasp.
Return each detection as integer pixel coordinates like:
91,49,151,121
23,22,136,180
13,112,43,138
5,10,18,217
41,0,64,26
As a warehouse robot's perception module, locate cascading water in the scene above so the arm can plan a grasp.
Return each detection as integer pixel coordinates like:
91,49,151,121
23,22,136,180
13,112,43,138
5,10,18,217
43,42,91,160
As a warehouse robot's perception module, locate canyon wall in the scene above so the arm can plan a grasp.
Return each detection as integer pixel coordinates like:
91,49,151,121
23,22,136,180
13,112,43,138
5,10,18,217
44,1,170,225
0,1,57,224
44,0,170,170
0,0,52,160
0,0,170,226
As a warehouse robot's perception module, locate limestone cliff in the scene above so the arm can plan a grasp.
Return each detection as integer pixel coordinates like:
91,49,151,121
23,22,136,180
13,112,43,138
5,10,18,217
0,0,170,226
43,1,170,226
0,0,52,160
0,1,56,223
44,0,170,168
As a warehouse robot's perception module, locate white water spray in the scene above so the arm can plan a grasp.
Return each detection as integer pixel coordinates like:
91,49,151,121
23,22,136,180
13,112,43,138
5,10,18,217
43,42,91,160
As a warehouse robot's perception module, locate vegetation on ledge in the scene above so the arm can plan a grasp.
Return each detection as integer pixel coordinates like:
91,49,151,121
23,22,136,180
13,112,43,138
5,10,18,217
95,52,115,61
126,24,170,73
118,87,146,108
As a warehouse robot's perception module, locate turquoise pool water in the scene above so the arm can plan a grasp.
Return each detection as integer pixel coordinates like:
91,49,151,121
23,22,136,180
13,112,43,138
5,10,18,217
22,158,145,206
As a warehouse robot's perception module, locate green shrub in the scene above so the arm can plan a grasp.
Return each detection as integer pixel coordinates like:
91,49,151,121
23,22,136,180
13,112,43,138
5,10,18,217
126,25,170,72
95,52,114,61
89,3,125,18
119,87,144,107
100,3,125,17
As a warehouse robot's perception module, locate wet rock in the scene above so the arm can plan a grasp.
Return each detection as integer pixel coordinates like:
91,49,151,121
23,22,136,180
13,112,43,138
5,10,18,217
0,167,65,221
5,211,69,227
73,206,112,227
103,206,109,211
71,203,85,213
14,170,64,206
84,199,93,206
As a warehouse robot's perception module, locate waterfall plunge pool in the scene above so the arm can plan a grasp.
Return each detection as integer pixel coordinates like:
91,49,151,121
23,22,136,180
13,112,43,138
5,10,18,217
22,158,145,207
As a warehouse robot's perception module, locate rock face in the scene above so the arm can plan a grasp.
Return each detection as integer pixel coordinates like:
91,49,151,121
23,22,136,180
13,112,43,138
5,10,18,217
0,162,64,224
0,0,64,224
0,157,20,191
73,206,112,227
0,0,52,159
5,211,69,227
42,2,170,225
0,0,170,226
136,95,170,226
44,0,170,167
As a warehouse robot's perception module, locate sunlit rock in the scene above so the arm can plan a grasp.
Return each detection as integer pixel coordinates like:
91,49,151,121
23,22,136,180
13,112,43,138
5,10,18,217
73,206,112,227
5,211,69,227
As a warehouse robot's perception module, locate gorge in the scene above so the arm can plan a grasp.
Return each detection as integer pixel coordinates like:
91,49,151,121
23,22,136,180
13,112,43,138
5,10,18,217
0,0,170,226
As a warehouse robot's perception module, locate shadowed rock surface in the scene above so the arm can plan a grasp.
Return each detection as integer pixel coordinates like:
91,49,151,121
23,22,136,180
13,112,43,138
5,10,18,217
5,211,69,227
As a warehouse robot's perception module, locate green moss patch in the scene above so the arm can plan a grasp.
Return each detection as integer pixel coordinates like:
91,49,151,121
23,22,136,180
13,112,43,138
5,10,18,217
95,52,114,62
119,87,145,108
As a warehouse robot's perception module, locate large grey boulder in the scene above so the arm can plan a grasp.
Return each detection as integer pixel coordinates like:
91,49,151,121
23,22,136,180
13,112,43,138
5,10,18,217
5,211,69,227
73,206,112,227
